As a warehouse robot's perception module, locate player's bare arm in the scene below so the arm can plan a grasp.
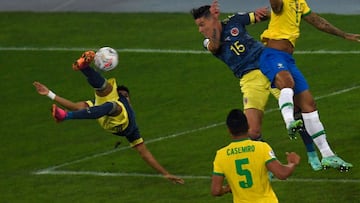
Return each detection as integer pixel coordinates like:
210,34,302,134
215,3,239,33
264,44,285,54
266,152,300,180
33,81,88,111
269,0,283,14
211,175,231,196
304,12,360,42
134,143,185,184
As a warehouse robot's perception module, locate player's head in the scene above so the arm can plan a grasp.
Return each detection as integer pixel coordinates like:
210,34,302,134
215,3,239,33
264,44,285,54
191,5,218,38
226,109,249,136
117,85,130,99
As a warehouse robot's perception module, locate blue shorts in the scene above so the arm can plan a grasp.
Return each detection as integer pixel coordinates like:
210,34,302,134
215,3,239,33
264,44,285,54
259,48,309,94
114,95,143,147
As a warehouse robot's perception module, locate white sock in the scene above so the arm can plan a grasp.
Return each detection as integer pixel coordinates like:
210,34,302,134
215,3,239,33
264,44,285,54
302,111,335,157
279,88,294,128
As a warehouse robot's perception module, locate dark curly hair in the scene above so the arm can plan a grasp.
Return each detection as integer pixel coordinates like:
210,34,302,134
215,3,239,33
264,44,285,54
190,5,211,20
117,85,130,95
226,109,249,135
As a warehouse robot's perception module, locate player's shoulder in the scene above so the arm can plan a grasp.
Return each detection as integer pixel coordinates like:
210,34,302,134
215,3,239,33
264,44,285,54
223,12,250,24
250,139,273,150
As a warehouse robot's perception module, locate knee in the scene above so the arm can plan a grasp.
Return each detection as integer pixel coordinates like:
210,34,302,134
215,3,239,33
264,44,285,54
96,82,113,97
275,71,294,89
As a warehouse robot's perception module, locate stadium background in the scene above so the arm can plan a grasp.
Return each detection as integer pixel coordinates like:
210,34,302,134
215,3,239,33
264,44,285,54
1,0,359,14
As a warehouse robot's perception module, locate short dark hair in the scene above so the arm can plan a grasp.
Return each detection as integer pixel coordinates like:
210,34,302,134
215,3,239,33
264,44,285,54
190,5,211,19
117,85,130,95
226,109,249,135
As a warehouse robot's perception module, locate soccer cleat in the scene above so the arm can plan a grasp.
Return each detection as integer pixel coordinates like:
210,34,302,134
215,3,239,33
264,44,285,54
287,120,303,140
72,51,95,70
321,155,353,172
51,104,67,122
307,151,322,171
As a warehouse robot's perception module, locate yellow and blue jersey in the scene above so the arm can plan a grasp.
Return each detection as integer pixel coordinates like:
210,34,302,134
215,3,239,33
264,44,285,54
261,0,311,47
213,138,278,203
206,12,264,78
86,78,143,147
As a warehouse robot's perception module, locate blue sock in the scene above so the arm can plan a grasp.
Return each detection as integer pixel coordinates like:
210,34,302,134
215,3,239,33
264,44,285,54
294,110,316,153
80,66,106,89
65,112,73,120
69,102,114,119
299,126,316,152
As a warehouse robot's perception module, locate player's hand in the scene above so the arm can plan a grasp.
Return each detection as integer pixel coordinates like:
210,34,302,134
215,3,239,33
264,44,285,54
286,152,300,166
254,6,270,22
344,33,360,42
164,174,185,184
210,0,220,19
33,81,49,96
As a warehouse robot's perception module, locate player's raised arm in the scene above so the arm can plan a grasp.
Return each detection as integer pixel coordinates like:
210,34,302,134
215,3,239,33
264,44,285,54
207,0,221,53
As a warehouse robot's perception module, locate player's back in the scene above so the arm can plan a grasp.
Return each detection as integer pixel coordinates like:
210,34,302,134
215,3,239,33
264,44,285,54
214,13,264,78
213,138,278,203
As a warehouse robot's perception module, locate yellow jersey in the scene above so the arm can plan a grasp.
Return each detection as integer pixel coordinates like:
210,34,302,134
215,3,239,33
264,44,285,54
213,138,278,203
261,0,311,47
86,78,129,133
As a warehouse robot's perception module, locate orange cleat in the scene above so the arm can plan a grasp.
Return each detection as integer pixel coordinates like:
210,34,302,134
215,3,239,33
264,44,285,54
72,51,95,70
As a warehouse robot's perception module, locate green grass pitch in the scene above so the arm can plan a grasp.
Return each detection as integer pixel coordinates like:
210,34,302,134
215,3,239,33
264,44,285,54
0,12,359,202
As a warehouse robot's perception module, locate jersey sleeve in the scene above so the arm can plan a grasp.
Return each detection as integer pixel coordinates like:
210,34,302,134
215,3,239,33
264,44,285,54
212,151,225,176
263,143,277,164
301,0,312,16
85,100,94,107
232,12,256,25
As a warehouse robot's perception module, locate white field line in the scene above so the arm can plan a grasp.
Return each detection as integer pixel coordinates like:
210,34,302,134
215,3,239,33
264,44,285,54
37,170,360,183
33,85,360,178
1,47,360,54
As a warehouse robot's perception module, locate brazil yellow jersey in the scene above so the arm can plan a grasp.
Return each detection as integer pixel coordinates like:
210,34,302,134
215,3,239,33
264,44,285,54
261,0,311,47
213,138,278,203
86,78,129,133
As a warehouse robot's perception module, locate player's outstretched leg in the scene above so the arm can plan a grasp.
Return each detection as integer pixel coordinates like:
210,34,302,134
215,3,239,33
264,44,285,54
302,111,353,172
73,51,107,91
295,110,322,171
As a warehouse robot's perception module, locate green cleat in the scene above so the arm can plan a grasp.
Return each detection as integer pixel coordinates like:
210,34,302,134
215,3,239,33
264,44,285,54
321,155,353,172
287,120,303,140
307,151,322,171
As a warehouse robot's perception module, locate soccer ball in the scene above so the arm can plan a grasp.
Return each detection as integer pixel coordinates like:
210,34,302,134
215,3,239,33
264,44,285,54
94,47,119,71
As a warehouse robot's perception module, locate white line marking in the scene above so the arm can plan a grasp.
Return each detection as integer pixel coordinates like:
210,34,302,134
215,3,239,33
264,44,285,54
1,47,359,54
33,85,360,177
34,170,360,183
